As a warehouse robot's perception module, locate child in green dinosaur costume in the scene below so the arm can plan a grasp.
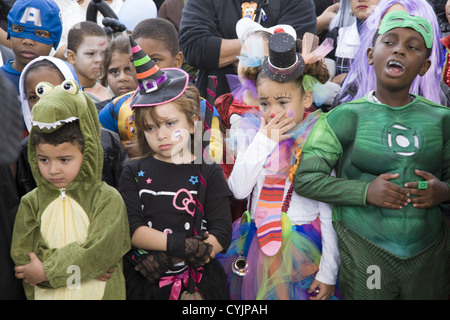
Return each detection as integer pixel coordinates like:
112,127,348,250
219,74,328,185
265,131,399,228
295,10,450,299
11,79,130,300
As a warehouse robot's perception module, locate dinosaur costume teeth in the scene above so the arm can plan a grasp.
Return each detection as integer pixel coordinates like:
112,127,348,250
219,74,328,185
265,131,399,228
32,116,79,130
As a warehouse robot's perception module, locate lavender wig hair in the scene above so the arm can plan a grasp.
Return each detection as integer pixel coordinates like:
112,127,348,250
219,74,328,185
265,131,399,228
339,0,447,106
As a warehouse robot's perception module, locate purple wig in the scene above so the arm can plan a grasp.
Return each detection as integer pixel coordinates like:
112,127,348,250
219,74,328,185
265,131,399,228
339,0,447,106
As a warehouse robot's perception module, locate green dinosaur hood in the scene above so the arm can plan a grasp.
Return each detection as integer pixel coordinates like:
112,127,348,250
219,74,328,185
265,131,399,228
28,80,103,191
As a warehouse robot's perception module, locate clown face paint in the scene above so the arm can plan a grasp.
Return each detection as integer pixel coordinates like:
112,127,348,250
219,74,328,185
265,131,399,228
257,79,309,125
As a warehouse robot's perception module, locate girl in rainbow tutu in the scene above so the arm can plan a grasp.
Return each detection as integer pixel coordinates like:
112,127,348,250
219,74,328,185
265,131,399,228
217,32,341,300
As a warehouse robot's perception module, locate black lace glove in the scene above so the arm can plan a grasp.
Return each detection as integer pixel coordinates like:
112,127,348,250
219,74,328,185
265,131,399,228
166,232,213,268
133,251,174,284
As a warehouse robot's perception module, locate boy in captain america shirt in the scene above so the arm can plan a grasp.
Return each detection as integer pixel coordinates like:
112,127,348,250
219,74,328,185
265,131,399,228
0,0,62,94
0,0,62,138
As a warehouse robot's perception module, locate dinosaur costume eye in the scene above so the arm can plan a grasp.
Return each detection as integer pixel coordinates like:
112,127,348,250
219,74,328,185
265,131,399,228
35,82,54,97
62,80,79,95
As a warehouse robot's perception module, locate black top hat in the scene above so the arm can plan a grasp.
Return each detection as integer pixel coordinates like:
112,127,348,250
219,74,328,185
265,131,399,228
262,32,305,82
129,36,189,109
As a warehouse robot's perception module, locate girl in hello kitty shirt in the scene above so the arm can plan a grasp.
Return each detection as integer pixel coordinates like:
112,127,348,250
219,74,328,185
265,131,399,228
119,37,232,300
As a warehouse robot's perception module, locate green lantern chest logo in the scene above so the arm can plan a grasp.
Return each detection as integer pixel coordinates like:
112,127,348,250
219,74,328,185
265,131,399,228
387,124,419,156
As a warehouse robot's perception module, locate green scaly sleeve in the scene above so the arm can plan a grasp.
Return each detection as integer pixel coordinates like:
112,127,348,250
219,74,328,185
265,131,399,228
294,112,370,207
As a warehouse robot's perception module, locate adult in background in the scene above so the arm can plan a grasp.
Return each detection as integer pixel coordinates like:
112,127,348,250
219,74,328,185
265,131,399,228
0,71,25,299
315,0,340,42
178,0,317,98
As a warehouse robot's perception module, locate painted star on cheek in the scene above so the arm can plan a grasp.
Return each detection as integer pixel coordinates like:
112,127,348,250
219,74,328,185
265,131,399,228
189,176,198,185
138,170,145,177
146,178,152,184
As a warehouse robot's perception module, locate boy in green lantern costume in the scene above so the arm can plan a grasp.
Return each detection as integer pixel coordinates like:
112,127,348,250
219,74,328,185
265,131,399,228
295,10,450,299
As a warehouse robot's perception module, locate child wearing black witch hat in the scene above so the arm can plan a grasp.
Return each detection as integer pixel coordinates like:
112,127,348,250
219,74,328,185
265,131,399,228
118,37,232,300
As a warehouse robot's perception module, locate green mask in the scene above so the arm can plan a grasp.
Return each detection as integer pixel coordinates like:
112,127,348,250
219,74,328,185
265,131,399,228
378,10,433,49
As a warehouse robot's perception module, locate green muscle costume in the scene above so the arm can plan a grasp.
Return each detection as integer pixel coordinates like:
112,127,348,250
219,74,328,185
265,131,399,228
295,95,450,299
11,80,130,300
295,95,450,257
294,10,450,299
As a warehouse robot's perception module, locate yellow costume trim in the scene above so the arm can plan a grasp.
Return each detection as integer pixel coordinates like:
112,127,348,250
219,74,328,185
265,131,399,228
36,191,106,300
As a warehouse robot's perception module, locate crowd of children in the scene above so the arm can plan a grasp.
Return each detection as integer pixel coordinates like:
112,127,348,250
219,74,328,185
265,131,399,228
0,0,449,301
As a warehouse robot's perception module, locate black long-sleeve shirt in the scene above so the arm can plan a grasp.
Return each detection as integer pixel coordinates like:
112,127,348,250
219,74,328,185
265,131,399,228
119,157,233,252
178,0,317,98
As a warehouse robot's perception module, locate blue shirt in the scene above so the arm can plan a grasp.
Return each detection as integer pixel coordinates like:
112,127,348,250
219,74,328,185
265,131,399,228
0,59,21,95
